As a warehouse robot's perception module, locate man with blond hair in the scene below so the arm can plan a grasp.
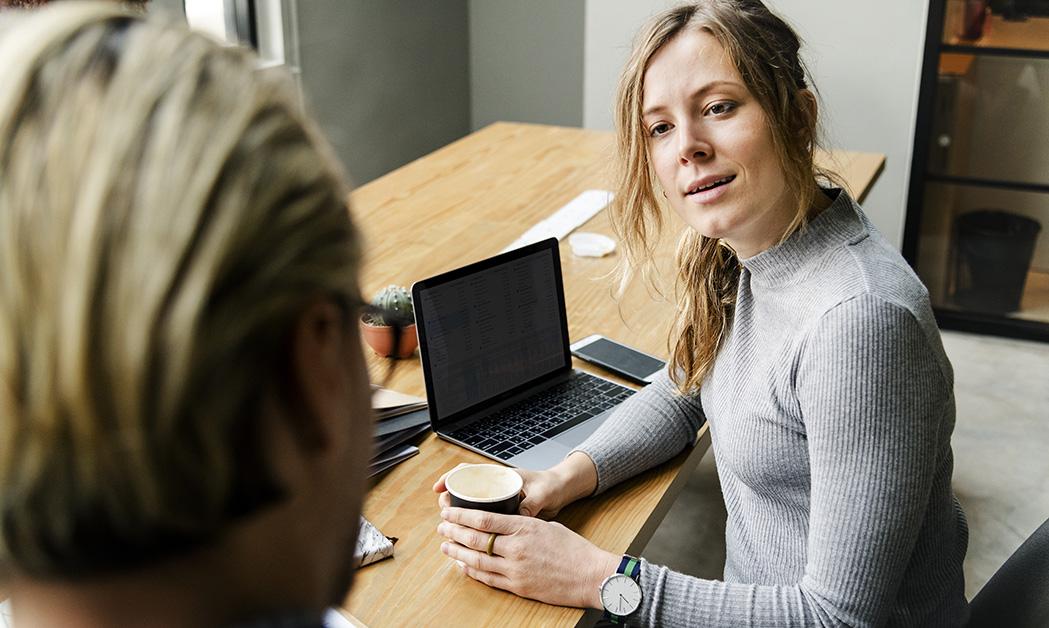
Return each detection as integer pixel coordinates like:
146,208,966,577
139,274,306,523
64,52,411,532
0,4,373,626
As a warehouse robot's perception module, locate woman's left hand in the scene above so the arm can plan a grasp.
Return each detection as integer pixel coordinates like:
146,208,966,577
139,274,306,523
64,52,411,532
437,507,621,609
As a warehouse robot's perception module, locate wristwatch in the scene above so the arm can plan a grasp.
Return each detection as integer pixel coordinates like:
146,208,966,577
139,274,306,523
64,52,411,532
599,554,643,623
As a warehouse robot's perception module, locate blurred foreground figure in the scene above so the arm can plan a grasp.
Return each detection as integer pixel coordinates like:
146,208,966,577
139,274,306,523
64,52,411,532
0,0,146,7
0,3,372,627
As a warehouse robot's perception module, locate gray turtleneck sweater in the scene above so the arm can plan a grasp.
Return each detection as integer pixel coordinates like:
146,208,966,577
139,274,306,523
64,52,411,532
576,190,969,626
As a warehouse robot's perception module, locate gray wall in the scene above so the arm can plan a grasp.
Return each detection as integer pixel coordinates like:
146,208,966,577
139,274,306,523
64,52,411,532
582,0,930,249
468,0,585,130
149,0,471,186
296,1,470,185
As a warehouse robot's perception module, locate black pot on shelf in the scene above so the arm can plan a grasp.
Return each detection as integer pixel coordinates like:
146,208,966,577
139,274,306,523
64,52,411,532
952,210,1042,313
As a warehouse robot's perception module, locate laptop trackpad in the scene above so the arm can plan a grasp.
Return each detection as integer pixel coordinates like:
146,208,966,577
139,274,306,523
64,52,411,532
552,410,608,449
511,439,571,471
508,410,611,471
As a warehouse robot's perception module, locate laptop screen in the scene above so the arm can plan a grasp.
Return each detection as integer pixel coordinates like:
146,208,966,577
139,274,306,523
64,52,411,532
413,239,570,424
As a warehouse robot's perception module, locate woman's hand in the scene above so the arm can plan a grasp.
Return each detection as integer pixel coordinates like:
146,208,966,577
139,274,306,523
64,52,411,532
436,507,621,609
432,451,599,519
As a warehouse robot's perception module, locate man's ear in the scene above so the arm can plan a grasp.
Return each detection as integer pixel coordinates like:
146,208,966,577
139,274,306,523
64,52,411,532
286,298,347,452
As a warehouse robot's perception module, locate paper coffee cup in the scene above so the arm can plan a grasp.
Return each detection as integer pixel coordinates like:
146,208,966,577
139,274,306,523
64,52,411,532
445,464,523,514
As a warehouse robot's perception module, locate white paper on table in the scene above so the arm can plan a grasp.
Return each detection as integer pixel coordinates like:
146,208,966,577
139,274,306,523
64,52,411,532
323,608,357,627
370,385,425,411
354,516,395,567
501,189,614,253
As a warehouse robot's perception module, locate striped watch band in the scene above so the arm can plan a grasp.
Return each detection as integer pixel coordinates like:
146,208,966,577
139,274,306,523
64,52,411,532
619,555,641,579
602,554,642,625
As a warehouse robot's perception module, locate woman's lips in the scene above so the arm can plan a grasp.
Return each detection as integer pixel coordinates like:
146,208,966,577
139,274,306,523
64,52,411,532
685,174,735,203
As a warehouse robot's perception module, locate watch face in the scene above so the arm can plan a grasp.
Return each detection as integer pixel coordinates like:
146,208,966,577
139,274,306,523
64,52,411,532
600,573,642,617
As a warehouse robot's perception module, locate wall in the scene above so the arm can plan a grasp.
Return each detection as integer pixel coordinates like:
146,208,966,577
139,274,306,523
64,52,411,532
295,1,470,185
149,0,470,186
468,0,585,131
582,0,678,132
582,0,930,249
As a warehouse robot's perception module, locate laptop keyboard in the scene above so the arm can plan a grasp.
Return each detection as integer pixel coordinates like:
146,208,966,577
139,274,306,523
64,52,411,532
449,372,634,460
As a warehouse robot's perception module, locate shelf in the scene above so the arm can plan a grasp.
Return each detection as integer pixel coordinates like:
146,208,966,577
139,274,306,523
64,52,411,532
939,268,1049,327
906,1,1049,342
941,43,1049,59
926,174,1049,195
936,269,1049,324
942,13,1049,57
933,306,1049,342
939,52,976,75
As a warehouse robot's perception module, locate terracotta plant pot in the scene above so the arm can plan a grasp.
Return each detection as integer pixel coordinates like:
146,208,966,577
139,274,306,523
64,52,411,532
360,318,418,358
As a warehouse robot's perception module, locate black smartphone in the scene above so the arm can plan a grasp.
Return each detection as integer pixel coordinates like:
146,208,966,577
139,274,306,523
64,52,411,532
569,334,666,385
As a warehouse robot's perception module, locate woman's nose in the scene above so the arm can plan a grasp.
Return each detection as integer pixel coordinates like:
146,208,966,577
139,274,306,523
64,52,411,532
677,126,712,165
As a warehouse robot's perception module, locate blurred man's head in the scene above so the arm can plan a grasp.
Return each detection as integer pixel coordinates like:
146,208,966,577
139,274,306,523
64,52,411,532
0,3,371,624
0,0,147,7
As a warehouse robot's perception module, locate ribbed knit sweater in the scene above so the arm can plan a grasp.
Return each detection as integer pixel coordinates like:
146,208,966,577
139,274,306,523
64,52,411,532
576,190,969,626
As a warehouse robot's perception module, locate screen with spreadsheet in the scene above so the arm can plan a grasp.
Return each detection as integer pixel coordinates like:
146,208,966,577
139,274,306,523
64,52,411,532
415,244,569,420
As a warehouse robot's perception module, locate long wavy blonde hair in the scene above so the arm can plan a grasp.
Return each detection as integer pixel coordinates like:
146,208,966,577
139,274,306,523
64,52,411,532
611,0,840,394
0,3,362,576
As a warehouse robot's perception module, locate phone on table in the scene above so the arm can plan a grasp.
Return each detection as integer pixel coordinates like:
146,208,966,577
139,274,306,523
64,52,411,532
569,334,666,385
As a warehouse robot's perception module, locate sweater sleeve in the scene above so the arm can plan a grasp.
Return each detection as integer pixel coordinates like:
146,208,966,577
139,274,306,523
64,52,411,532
572,368,705,494
633,294,951,627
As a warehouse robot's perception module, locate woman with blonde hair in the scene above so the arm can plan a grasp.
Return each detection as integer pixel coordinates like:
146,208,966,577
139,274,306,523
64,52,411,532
436,1,969,625
0,3,372,626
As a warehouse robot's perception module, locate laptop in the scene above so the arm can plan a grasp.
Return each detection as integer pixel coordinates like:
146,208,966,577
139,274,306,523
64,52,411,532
412,238,635,470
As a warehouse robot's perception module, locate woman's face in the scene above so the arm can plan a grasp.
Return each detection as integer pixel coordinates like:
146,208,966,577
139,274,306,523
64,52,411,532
641,28,794,259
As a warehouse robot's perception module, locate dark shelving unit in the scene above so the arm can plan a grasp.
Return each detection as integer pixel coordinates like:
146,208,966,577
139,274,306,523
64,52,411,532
904,0,1049,342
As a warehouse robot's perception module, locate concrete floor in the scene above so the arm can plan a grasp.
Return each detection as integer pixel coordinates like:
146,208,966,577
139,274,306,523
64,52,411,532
642,329,1049,601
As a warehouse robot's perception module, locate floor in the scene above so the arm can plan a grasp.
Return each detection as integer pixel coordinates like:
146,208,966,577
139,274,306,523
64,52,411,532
642,329,1049,601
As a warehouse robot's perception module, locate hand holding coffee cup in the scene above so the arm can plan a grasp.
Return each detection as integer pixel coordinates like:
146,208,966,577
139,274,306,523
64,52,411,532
442,464,523,515
434,456,592,518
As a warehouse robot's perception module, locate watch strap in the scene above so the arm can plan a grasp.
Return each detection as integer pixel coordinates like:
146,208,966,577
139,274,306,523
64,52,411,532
618,554,641,580
602,554,641,624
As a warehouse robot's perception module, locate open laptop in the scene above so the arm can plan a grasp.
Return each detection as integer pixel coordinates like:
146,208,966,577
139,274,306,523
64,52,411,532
412,238,635,470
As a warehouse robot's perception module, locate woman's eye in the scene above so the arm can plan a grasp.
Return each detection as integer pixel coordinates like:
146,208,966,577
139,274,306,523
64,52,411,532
707,102,736,116
649,122,671,137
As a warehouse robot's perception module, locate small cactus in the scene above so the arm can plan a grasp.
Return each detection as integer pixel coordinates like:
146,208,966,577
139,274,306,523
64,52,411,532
367,284,414,326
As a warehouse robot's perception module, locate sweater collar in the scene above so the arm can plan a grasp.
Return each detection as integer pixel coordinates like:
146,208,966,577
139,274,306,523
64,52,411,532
739,188,866,287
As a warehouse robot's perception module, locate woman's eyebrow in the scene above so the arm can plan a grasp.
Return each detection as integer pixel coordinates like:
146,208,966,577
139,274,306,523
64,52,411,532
642,79,743,118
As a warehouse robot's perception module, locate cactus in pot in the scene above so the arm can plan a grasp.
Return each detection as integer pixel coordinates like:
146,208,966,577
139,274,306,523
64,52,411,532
367,284,414,326
361,284,417,358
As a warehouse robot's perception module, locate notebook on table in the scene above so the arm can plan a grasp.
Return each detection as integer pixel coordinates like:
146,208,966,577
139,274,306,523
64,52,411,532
412,238,634,471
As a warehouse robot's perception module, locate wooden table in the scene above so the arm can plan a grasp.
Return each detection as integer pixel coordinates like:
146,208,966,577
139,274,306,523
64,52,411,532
342,122,885,627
